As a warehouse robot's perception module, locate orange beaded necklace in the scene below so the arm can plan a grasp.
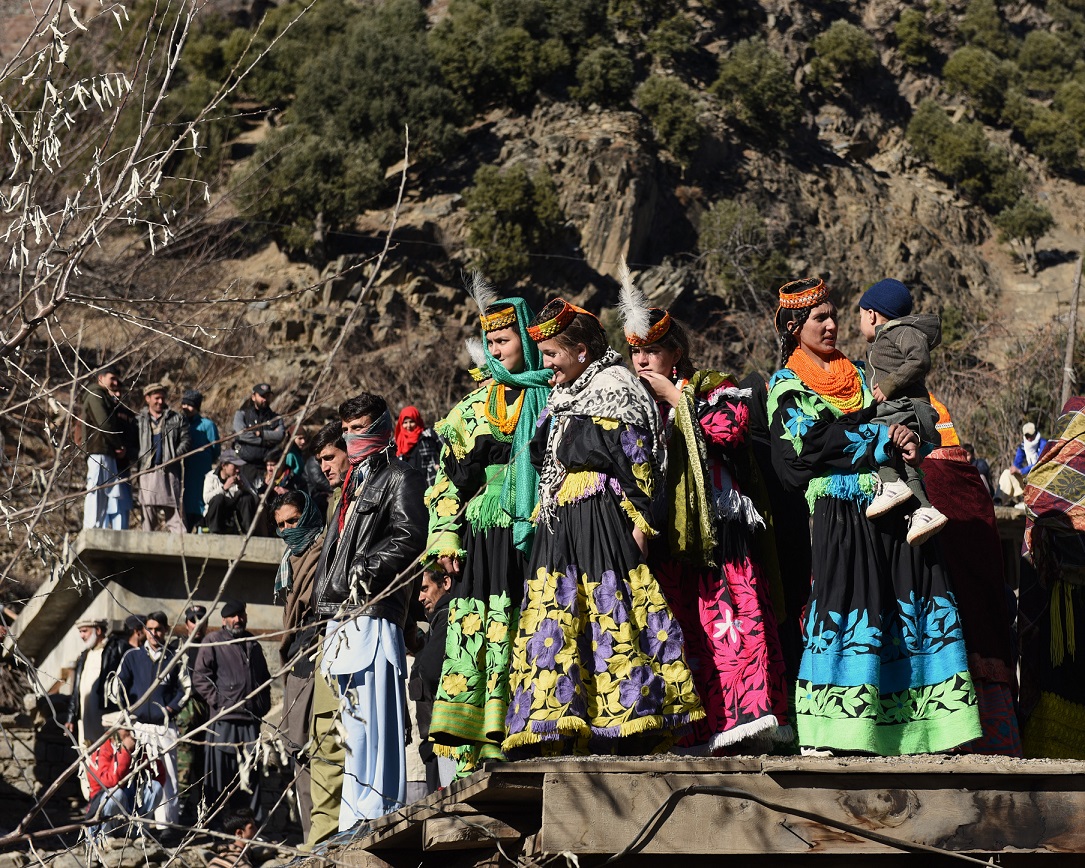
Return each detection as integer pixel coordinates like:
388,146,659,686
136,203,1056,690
786,348,865,413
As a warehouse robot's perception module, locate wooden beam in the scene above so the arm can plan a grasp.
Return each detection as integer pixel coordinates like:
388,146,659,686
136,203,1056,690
423,813,523,851
539,771,1085,855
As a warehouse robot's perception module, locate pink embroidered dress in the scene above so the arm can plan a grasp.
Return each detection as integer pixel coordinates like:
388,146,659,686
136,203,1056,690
653,372,792,753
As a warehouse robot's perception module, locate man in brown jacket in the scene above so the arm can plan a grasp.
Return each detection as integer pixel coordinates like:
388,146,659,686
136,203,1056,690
272,491,325,842
81,366,136,529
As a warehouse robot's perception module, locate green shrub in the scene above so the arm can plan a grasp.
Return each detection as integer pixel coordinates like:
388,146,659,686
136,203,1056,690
943,46,1015,119
1003,88,1081,173
635,75,704,166
236,126,383,255
895,9,935,68
994,198,1056,276
712,39,801,141
1017,31,1076,91
808,20,879,91
1055,80,1085,137
646,14,698,63
607,0,680,36
958,0,1017,58
1020,104,1081,173
237,0,362,106
465,163,564,281
906,99,1025,213
571,46,635,106
697,199,788,307
430,0,601,111
292,0,462,168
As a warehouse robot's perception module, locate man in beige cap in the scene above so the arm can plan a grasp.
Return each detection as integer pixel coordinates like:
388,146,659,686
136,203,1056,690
135,383,191,533
1000,421,1049,508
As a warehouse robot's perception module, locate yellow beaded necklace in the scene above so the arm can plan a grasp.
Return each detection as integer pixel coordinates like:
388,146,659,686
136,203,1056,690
484,383,525,438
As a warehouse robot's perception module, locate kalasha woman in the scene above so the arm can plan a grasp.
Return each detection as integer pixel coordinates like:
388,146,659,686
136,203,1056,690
503,298,703,755
921,396,1021,756
424,283,551,774
767,278,981,755
395,406,441,487
619,270,791,753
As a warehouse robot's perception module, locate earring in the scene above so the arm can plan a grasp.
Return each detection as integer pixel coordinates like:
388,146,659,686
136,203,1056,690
671,366,678,378
577,353,586,363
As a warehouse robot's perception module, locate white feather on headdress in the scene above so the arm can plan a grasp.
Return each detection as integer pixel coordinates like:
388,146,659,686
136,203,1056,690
617,256,650,339
465,337,488,368
464,270,498,313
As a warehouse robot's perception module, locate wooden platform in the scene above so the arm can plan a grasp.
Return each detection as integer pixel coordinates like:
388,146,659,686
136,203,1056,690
312,755,1085,866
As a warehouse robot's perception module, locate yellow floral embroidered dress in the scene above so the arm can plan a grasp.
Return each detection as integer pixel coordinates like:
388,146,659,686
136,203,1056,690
503,352,703,754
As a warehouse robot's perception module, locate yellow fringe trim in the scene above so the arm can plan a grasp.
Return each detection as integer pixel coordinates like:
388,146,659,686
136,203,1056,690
502,705,706,752
1051,580,1077,668
620,497,658,538
555,471,606,506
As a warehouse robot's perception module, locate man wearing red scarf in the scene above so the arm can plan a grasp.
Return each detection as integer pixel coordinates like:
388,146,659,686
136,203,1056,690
307,393,426,842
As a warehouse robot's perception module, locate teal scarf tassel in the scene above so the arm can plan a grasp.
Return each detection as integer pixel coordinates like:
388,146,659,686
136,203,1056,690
484,297,551,555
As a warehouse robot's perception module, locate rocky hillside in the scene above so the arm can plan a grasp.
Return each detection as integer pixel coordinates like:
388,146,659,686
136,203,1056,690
2,0,1085,591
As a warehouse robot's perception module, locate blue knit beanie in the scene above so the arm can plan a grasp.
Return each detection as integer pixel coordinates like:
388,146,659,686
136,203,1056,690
859,278,913,320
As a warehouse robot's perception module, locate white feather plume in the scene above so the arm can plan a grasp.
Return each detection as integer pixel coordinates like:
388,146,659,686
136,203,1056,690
617,256,650,339
464,269,498,313
465,337,488,368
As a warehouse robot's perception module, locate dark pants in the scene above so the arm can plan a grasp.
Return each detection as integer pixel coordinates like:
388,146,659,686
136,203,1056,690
205,492,257,535
205,719,261,816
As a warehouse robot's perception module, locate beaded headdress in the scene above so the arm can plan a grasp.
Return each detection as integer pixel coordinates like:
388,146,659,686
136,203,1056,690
527,297,597,342
617,257,672,346
777,277,829,314
465,270,517,333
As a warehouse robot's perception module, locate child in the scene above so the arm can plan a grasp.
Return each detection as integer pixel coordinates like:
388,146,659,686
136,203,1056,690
207,808,258,868
85,727,164,840
858,278,947,546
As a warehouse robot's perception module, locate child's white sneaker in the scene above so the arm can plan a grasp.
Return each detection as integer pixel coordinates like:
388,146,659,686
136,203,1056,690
866,480,913,519
906,506,948,546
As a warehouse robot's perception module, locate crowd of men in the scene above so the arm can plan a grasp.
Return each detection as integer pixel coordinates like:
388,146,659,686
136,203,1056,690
81,372,331,536
72,379,446,851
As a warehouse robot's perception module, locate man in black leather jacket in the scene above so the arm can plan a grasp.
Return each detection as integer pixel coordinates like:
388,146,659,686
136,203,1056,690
309,392,426,836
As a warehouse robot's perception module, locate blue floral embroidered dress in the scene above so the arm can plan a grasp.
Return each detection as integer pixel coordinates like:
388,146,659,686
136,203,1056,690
503,365,703,754
767,365,982,754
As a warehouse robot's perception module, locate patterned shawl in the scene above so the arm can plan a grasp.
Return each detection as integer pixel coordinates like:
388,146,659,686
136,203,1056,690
1024,397,1085,588
1023,397,1085,665
537,349,663,528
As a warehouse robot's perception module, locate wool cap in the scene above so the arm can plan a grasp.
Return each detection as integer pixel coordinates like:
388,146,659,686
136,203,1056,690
1023,422,1037,436
75,617,107,630
185,605,208,623
181,389,203,410
220,599,246,618
143,382,168,397
859,278,913,320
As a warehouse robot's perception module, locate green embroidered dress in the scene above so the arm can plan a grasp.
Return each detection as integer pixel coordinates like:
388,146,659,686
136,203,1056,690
767,363,982,754
425,384,527,771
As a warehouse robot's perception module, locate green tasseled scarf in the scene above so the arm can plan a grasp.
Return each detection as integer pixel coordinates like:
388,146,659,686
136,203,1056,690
484,297,551,555
665,370,726,567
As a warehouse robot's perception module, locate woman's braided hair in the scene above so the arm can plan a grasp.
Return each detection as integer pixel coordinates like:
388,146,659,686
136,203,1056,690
775,305,813,370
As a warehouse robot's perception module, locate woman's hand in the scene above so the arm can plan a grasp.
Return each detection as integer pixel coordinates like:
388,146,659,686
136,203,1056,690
632,528,649,562
638,371,681,407
873,384,887,403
